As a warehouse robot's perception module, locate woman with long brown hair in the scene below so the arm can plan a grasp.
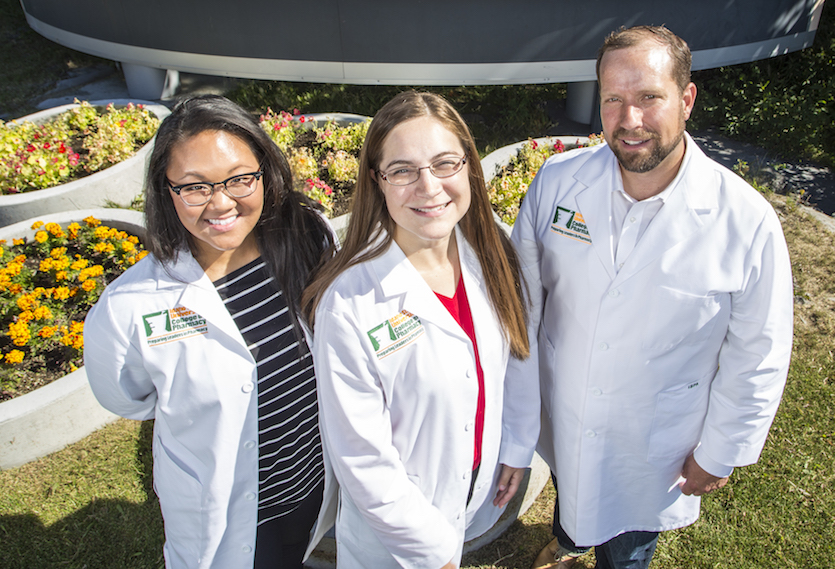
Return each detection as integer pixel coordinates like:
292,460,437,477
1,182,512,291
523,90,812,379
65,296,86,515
303,91,529,568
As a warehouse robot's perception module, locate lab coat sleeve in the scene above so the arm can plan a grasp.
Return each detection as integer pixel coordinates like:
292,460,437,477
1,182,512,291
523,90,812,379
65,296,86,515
499,172,545,469
84,292,156,421
313,301,460,569
697,206,793,469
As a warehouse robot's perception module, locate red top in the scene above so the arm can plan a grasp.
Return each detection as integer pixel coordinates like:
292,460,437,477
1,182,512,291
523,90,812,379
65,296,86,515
435,276,485,470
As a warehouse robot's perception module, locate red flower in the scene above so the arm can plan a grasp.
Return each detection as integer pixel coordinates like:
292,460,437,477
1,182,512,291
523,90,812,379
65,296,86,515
300,116,306,123
530,140,538,150
554,140,565,153
119,119,127,128
43,142,51,150
26,144,36,153
293,108,300,116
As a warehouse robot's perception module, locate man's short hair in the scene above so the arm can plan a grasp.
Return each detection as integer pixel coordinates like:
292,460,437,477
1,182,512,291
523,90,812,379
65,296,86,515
596,25,692,92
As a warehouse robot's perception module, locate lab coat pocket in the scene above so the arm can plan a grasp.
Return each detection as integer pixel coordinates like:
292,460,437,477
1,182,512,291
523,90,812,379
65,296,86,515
647,372,713,462
640,287,725,353
153,437,204,557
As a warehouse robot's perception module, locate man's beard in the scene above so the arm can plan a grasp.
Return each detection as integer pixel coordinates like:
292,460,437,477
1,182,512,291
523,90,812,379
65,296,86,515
610,127,684,174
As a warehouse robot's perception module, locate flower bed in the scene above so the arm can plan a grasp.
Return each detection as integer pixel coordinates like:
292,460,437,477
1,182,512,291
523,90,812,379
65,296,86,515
0,100,169,227
485,134,603,225
0,215,147,401
1,101,159,195
260,110,369,217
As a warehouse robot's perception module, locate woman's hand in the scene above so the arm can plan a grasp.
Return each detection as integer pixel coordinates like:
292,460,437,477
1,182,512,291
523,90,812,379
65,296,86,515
493,464,526,507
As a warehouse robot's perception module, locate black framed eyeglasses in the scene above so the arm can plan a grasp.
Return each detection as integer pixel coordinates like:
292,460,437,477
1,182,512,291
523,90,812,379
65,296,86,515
377,155,467,186
168,171,263,206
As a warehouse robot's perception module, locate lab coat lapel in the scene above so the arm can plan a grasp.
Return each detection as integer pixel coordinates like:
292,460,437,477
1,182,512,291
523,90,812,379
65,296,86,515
157,252,254,361
373,229,470,344
574,148,618,280
612,134,717,286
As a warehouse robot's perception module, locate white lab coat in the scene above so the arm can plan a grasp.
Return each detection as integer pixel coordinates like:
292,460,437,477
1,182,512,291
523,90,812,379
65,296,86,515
312,227,508,569
84,251,334,568
503,134,793,546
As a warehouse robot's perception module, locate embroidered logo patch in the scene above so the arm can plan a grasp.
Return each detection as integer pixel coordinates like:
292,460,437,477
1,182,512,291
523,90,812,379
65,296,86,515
366,310,425,359
141,306,208,347
551,206,591,244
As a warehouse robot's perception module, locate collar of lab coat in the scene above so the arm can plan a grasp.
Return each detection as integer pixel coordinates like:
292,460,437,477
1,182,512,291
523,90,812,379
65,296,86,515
150,248,255,359
573,132,719,284
370,225,492,346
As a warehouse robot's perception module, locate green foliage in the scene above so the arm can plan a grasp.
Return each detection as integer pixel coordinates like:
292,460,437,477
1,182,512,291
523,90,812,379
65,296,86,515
691,1,835,167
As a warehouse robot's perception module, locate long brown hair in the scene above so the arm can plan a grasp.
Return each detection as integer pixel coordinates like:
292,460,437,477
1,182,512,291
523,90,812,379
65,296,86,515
302,91,528,358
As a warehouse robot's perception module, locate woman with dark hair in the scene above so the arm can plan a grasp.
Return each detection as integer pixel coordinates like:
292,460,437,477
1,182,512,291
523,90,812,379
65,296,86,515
303,91,530,568
85,95,336,569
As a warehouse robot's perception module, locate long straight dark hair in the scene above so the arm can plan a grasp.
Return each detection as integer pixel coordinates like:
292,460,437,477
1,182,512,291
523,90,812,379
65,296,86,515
144,94,335,336
302,91,529,359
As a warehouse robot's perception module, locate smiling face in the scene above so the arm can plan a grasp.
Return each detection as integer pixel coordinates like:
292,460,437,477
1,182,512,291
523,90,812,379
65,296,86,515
167,130,263,277
599,42,696,183
377,116,471,256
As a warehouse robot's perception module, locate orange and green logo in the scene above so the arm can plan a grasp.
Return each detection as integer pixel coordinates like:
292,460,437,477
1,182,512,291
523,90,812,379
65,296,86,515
366,310,424,359
141,306,208,347
551,206,591,244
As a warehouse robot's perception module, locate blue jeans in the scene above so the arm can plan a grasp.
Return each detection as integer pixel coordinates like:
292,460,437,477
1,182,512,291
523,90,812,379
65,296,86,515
551,475,659,569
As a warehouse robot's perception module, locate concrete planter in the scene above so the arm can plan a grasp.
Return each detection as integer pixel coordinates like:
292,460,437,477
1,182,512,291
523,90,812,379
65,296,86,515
481,135,591,184
0,101,170,227
0,209,145,470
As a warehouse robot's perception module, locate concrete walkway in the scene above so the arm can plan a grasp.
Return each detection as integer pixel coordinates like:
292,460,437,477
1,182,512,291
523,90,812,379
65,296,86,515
35,66,835,219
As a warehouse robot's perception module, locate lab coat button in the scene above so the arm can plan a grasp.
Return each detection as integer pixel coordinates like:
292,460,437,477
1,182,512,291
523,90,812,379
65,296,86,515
598,343,609,351
242,545,252,553
608,289,620,297
244,440,256,450
466,368,474,378
629,216,637,223
465,422,473,432
245,492,256,501
585,430,597,438
242,382,254,393
592,388,603,396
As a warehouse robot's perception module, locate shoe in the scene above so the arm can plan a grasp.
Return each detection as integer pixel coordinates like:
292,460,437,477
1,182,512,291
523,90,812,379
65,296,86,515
531,537,584,569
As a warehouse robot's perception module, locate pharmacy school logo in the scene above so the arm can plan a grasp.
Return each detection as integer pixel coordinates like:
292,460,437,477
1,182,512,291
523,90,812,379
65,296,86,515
366,310,424,359
550,205,591,244
142,306,208,347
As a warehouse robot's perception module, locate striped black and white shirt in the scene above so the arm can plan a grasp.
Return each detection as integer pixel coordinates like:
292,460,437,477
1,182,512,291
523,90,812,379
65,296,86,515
214,258,325,525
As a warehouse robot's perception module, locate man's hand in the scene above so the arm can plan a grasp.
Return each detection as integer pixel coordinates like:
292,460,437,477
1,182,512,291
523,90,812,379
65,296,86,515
679,453,729,496
493,464,526,507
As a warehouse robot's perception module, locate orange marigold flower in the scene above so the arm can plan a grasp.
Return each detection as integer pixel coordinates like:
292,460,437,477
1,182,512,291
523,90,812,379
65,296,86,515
16,294,38,311
68,222,81,239
70,321,84,335
136,250,149,261
53,286,71,300
121,241,135,252
81,280,96,292
39,258,54,272
8,320,30,346
127,235,140,245
52,257,70,271
94,226,110,240
35,230,49,243
0,239,5,246
17,310,34,324
56,271,68,281
8,284,22,294
12,238,25,246
13,255,25,264
5,350,25,364
30,221,44,230
105,243,115,253
38,326,57,338
45,223,66,238
70,258,89,271
93,242,108,253
50,247,67,259
33,305,53,320
83,216,101,227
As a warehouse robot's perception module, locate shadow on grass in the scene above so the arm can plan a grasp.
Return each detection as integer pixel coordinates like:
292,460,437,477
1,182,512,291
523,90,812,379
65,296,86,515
0,421,165,569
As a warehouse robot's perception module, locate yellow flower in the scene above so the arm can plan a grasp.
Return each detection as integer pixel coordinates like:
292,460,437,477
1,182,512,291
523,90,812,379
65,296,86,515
12,238,24,246
30,221,44,230
83,216,101,227
93,242,108,253
39,258,54,272
8,283,22,294
35,230,49,243
8,320,30,346
68,222,81,239
70,321,84,334
121,241,135,252
56,270,68,281
127,235,139,245
136,250,149,261
16,294,38,312
69,363,78,372
105,243,115,253
53,287,71,300
33,305,53,320
4,350,25,364
81,279,96,292
0,239,6,246
45,223,66,238
37,326,57,338
50,247,67,259
52,256,70,271
70,258,89,271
